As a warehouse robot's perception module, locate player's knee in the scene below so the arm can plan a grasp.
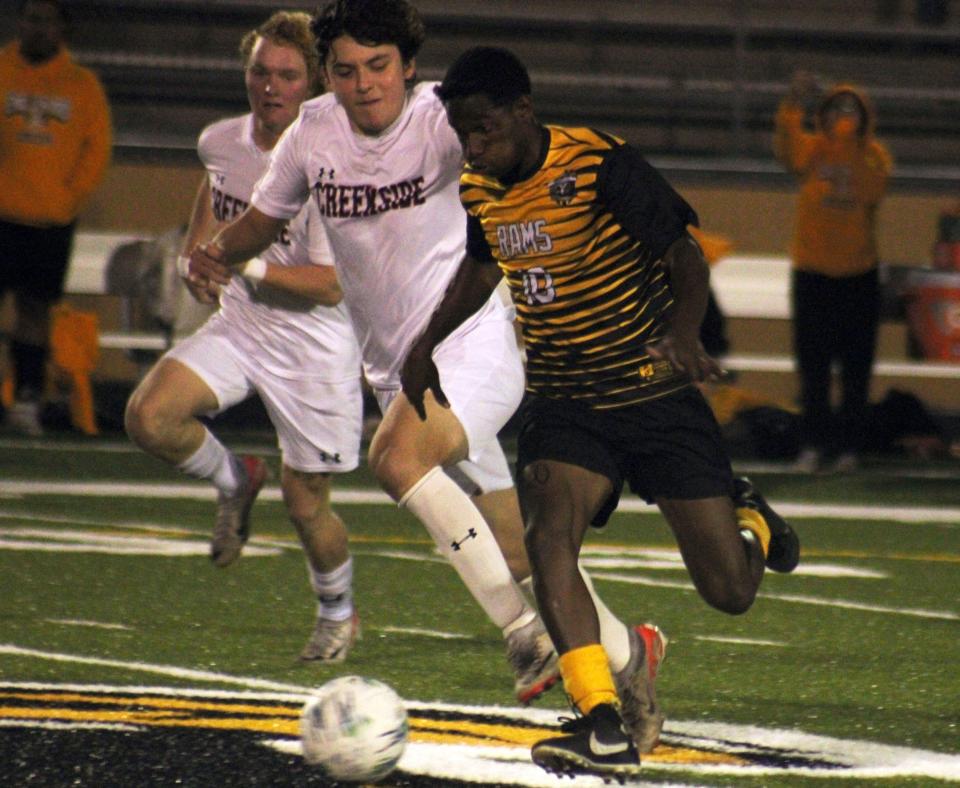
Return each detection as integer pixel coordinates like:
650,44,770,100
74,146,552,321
368,442,421,499
702,579,756,616
124,389,175,449
281,475,329,530
123,391,154,446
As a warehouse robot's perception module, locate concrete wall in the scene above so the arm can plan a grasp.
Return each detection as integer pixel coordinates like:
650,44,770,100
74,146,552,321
78,161,949,265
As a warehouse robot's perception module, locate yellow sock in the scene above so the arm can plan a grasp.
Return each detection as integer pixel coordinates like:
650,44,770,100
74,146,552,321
737,507,771,558
559,644,618,715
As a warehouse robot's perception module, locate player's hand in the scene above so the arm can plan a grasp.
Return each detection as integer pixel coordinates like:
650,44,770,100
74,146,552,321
188,242,232,288
645,330,724,383
183,273,220,305
400,344,449,421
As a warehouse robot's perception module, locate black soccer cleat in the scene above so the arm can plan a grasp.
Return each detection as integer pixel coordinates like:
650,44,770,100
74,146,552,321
531,703,642,783
734,476,800,573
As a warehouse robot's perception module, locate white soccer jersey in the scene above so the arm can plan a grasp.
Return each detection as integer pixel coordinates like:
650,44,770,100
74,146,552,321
252,82,508,388
198,114,359,381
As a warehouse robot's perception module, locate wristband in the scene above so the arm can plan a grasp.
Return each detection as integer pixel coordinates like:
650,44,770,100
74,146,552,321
241,257,268,283
176,255,191,278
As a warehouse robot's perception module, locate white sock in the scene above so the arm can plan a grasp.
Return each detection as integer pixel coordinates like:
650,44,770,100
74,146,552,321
580,566,632,673
176,427,241,495
400,467,532,632
309,556,354,622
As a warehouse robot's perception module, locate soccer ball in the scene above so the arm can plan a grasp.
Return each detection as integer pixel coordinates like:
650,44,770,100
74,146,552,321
300,675,408,783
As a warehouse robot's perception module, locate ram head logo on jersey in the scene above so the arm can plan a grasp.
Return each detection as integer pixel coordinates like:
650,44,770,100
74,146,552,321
548,171,577,206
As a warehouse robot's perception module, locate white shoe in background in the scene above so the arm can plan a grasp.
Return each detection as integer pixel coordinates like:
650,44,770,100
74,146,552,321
5,400,43,437
792,447,821,473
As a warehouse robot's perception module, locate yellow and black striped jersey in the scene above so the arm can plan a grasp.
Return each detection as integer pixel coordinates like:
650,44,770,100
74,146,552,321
462,125,698,409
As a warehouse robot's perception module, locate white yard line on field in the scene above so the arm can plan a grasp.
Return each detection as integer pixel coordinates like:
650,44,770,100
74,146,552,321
45,619,132,631
1,480,958,524
0,644,309,693
590,571,959,620
695,635,787,647
2,436,958,480
377,626,472,640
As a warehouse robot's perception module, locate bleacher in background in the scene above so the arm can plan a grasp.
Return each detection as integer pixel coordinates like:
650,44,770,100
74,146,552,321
1,0,959,185
2,1,958,413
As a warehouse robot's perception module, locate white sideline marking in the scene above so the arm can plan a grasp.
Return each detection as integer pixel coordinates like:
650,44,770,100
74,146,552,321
46,619,132,631
760,592,960,621
590,571,958,621
582,551,888,578
0,526,280,557
0,719,142,732
0,437,281,457
1,480,958,524
0,645,309,693
377,626,471,640
695,635,786,647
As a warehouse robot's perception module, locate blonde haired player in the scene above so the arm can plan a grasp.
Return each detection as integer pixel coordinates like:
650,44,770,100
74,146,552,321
125,11,364,662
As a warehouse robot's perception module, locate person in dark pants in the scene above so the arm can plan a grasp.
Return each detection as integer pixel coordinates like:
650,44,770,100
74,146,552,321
774,70,892,472
0,0,112,435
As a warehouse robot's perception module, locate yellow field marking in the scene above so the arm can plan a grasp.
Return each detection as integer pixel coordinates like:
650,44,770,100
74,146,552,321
0,692,746,766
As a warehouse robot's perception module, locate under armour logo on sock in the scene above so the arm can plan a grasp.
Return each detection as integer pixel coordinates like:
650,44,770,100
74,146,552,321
451,528,478,551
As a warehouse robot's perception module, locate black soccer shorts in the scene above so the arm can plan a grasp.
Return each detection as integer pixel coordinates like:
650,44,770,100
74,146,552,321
515,385,735,528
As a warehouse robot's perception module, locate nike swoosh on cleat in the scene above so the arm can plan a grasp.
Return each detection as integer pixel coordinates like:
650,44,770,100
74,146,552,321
588,731,629,756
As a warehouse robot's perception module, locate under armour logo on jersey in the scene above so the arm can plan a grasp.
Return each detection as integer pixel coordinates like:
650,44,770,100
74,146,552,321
451,528,478,551
318,451,342,464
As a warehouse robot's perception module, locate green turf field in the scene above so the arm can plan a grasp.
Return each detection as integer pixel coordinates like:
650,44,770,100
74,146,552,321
0,432,958,786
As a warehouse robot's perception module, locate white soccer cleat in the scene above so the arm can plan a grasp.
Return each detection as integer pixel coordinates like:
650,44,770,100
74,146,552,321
210,455,268,568
614,622,668,754
300,611,361,663
506,616,560,704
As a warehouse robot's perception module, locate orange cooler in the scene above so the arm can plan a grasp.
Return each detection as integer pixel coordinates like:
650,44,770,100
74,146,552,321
905,269,960,362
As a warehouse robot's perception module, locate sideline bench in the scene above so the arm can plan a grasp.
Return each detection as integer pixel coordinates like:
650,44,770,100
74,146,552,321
66,232,960,380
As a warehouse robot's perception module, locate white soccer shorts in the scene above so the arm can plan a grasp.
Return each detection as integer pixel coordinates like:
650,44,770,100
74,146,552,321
166,314,362,474
375,307,524,494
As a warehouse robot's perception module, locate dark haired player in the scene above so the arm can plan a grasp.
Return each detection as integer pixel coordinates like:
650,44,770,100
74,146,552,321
187,0,567,704
402,46,800,780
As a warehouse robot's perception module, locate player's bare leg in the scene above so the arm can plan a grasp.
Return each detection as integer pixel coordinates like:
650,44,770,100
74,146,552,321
472,486,530,582
370,391,555,702
521,459,641,778
125,358,265,566
285,466,359,662
125,358,218,465
657,496,764,615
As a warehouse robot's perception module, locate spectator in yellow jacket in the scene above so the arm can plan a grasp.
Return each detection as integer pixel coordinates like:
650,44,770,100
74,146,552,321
774,70,892,473
0,0,112,435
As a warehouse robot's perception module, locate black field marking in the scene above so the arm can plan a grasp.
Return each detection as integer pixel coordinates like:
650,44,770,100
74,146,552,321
5,684,959,786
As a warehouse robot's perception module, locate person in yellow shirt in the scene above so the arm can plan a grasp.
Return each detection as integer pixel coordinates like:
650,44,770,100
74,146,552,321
774,70,892,473
0,0,112,435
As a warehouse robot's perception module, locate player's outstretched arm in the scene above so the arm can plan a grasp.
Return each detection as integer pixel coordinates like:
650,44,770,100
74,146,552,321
401,254,501,420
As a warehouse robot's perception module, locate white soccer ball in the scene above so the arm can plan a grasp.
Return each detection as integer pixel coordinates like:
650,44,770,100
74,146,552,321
300,675,408,783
